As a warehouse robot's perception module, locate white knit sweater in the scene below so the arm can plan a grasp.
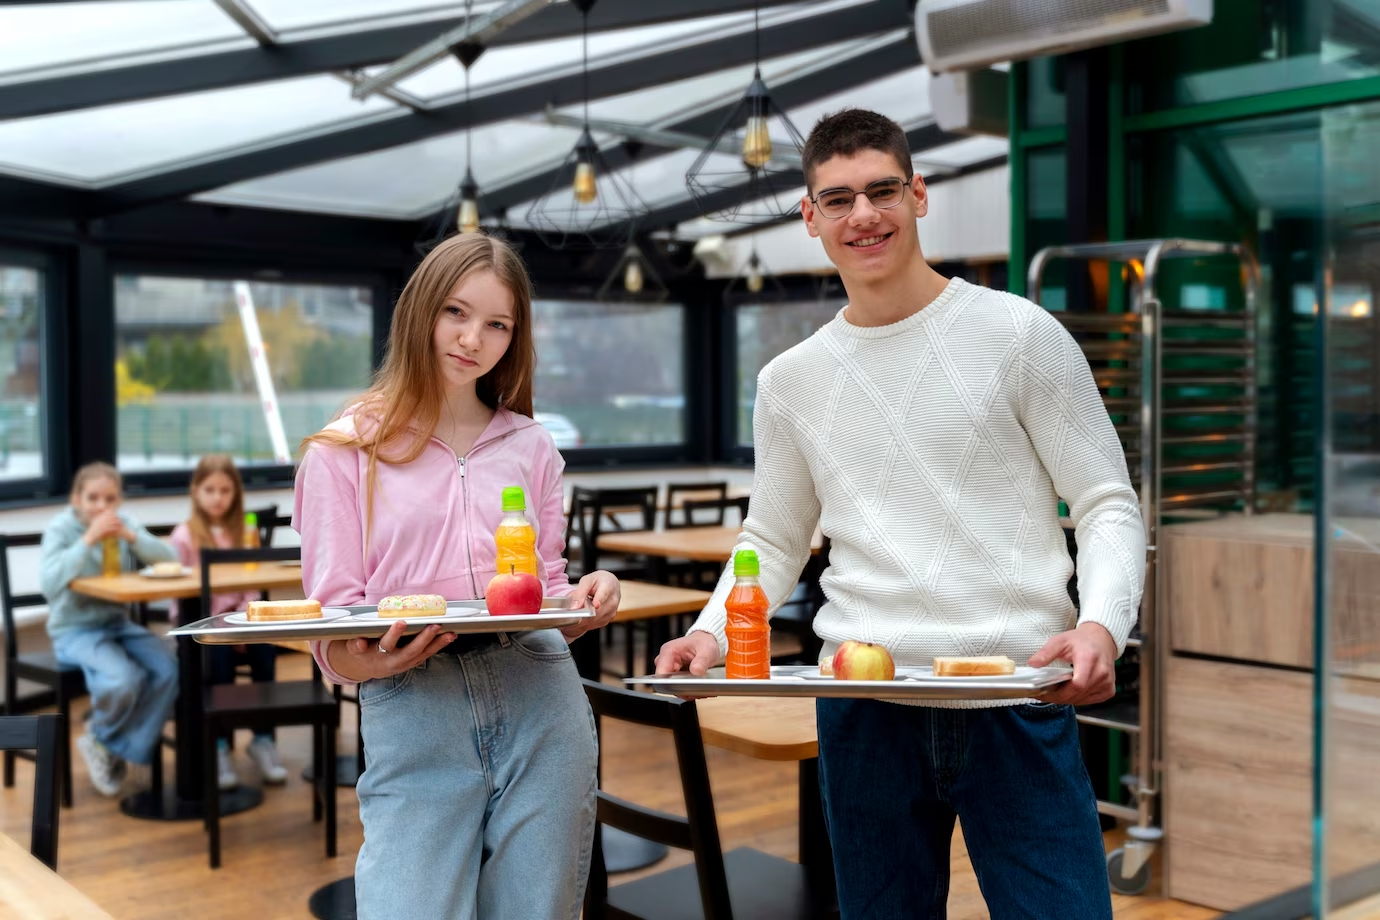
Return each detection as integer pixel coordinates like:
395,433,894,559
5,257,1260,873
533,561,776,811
690,278,1146,708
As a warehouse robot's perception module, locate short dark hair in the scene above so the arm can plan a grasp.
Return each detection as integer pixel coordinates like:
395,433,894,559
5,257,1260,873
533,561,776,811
801,108,913,191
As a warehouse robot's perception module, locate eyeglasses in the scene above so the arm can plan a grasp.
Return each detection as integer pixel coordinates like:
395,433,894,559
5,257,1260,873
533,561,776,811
808,177,910,219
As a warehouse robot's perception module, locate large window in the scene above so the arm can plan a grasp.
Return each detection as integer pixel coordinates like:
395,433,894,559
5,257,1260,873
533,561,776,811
0,261,44,482
114,274,373,472
531,300,683,449
735,300,841,446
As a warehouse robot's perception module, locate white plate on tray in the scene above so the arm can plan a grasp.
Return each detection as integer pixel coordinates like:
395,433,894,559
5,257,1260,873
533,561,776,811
138,565,192,579
341,605,487,625
224,609,351,625
628,665,1071,700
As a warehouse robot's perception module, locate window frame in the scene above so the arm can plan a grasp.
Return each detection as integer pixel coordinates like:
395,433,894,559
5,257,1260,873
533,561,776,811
0,244,61,503
109,257,389,495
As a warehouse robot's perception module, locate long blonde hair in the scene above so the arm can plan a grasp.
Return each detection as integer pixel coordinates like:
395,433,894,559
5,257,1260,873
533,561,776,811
186,454,245,549
303,232,536,530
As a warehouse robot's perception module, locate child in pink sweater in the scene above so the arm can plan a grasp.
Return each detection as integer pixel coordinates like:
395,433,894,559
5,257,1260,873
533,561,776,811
171,454,287,790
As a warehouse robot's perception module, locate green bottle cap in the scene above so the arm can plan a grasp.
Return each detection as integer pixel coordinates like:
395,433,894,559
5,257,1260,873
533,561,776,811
733,547,760,577
244,512,258,526
501,486,526,513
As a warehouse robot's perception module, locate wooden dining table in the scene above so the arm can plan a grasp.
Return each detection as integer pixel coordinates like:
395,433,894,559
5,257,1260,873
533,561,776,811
69,563,304,822
0,831,113,919
597,524,824,565
694,696,835,907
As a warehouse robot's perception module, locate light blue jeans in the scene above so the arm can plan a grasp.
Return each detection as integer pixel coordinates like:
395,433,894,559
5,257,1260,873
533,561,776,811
354,629,598,920
52,618,178,766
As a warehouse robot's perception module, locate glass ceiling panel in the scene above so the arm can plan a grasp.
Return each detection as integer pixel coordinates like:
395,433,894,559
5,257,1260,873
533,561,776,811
384,0,873,102
913,136,1010,171
0,75,399,185
196,120,586,219
254,0,493,36
0,0,249,82
775,65,932,141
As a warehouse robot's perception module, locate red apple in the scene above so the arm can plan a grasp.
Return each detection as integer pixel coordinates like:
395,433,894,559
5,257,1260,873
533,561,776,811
832,640,895,681
484,567,543,615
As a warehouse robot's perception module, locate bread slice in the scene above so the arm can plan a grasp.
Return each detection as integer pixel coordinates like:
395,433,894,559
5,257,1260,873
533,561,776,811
246,599,322,622
932,655,1016,677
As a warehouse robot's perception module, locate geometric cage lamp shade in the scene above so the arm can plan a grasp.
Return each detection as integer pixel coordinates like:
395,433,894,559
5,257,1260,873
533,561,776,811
523,130,647,251
685,68,807,225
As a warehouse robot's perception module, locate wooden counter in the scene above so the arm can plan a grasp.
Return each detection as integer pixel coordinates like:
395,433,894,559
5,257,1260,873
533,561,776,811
0,832,114,919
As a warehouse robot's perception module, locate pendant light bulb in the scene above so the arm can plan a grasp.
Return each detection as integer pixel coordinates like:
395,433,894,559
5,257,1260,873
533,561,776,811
624,258,644,294
746,251,765,293
742,115,773,170
457,197,480,235
573,161,598,204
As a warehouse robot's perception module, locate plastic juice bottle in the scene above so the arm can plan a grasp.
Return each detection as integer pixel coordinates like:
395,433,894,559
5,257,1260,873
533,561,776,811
494,486,539,578
243,512,260,570
100,536,121,577
725,547,770,679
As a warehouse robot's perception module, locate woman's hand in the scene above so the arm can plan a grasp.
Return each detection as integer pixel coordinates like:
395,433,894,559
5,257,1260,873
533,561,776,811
560,571,620,641
325,623,457,683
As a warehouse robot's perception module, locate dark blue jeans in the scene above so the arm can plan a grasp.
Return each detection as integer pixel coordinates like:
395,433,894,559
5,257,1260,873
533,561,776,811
816,699,1112,920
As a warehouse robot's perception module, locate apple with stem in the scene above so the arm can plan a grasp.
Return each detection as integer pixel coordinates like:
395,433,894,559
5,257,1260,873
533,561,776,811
485,565,543,615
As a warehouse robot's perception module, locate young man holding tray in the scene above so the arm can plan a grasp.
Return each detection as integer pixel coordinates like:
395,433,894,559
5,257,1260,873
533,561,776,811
655,109,1145,918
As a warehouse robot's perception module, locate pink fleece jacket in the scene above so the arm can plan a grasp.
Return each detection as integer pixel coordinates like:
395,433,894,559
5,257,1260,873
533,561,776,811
168,523,260,624
293,407,573,685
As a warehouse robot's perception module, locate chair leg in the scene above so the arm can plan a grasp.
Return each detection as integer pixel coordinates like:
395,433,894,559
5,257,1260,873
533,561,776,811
312,724,324,823
325,720,337,858
150,733,163,797
3,676,14,788
57,690,73,809
206,723,221,869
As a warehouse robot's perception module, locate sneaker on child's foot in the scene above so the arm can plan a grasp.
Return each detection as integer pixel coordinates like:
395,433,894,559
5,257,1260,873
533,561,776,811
216,746,239,791
76,733,125,798
247,737,288,784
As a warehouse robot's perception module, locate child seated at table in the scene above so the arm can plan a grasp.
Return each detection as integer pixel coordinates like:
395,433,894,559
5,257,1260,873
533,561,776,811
39,461,179,798
170,454,287,790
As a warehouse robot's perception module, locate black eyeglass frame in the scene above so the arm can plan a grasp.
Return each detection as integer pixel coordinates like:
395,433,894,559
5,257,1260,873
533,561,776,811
807,176,914,219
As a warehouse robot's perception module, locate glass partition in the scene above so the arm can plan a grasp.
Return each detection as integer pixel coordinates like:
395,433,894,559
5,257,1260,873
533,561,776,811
1317,97,1380,917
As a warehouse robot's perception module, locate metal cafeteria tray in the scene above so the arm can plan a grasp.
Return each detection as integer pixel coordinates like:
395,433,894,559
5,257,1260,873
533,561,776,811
169,596,592,645
627,665,1072,700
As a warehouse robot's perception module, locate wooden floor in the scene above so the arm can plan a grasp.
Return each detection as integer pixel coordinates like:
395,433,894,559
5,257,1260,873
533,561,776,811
1,642,1221,920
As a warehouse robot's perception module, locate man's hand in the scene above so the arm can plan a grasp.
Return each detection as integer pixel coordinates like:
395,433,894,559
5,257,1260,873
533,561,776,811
1028,622,1118,706
654,630,720,676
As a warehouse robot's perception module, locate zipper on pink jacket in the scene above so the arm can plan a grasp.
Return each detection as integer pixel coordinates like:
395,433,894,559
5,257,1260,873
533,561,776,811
457,454,478,598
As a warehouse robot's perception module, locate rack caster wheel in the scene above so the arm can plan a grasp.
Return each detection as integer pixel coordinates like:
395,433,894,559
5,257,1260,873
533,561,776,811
1107,848,1151,896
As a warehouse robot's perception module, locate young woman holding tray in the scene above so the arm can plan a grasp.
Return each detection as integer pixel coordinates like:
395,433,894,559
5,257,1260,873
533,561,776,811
294,232,620,920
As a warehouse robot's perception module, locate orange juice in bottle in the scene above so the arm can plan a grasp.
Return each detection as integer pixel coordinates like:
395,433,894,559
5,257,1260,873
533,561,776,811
100,536,121,577
725,546,770,679
242,512,260,570
494,486,539,578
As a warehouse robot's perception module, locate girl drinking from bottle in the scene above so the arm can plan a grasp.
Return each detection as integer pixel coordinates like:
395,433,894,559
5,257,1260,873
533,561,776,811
39,461,179,798
294,232,621,919
170,453,287,790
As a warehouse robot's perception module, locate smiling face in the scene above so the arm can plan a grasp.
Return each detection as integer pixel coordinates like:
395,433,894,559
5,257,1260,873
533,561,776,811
801,148,928,285
432,268,516,393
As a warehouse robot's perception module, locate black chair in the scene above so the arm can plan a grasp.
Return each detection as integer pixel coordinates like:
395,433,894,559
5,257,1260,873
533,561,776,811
568,487,660,676
582,680,813,920
248,505,289,548
198,545,339,869
1,532,86,808
0,714,63,869
680,495,749,529
664,483,730,529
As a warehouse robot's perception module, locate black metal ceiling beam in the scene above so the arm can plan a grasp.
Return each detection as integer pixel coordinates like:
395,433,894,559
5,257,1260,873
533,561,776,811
87,0,911,217
626,121,959,233
720,152,1010,238
0,0,809,121
473,31,921,219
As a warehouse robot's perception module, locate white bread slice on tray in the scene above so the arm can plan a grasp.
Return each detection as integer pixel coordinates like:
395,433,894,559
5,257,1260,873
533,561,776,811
932,655,1016,677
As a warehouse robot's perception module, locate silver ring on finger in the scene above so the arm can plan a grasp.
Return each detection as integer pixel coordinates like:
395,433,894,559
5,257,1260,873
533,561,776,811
378,644,391,654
